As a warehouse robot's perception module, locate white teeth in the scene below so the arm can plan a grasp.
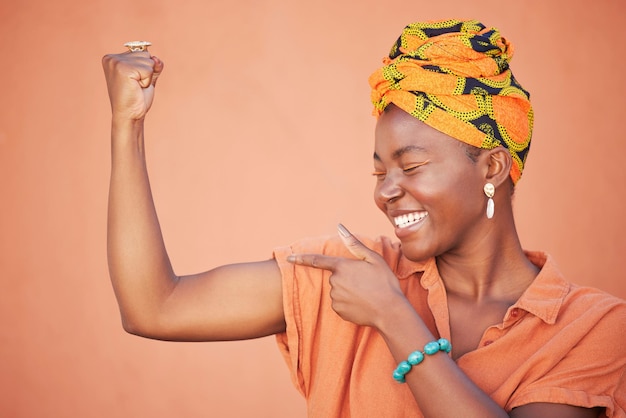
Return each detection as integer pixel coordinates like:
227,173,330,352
394,212,427,228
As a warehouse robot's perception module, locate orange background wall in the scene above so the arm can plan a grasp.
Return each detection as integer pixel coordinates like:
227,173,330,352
2,1,625,417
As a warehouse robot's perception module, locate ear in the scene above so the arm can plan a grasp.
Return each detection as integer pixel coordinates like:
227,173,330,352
482,146,512,188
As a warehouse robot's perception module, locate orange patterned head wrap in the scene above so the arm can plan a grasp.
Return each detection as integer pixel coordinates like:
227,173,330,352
368,19,533,184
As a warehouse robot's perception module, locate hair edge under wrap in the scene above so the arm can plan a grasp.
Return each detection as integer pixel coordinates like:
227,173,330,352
368,19,533,184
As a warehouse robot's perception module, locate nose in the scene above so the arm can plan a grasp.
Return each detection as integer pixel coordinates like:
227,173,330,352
375,172,403,204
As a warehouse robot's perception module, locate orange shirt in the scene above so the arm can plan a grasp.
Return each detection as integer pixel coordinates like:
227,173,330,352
274,235,626,418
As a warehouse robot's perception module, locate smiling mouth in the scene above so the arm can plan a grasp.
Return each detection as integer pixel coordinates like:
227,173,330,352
394,211,428,229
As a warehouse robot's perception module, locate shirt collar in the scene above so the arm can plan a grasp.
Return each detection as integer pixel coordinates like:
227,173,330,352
513,251,570,324
396,251,429,279
397,250,570,325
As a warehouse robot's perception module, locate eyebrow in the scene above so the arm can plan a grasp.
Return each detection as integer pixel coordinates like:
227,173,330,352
373,144,427,161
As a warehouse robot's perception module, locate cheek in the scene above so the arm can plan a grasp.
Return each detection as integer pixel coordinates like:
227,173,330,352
441,178,484,219
420,172,480,214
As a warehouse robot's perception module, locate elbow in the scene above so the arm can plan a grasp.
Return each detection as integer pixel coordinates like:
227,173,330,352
119,312,158,339
120,315,147,337
118,310,175,341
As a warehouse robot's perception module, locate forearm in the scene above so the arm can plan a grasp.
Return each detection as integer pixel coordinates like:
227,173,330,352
378,301,508,418
107,117,177,333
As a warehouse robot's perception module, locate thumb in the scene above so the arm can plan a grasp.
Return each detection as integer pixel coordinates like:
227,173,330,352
136,55,163,88
150,55,164,87
337,223,375,262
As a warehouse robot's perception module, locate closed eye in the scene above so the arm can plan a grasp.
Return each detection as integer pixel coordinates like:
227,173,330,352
372,161,429,180
403,160,430,174
371,171,386,180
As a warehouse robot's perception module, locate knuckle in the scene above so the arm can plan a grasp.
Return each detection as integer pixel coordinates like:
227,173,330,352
102,54,117,69
345,236,359,247
328,275,336,287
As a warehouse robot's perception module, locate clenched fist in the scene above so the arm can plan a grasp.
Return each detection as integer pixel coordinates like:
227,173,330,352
102,51,164,121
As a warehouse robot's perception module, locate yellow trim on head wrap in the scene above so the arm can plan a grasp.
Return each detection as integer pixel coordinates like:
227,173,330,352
369,19,533,184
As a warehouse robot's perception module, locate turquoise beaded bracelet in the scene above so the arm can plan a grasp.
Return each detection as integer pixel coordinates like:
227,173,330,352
392,338,452,383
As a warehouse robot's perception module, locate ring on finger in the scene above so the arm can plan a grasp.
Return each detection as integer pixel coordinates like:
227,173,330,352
124,41,151,52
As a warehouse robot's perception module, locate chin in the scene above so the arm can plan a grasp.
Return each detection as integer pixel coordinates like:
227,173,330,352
398,240,435,263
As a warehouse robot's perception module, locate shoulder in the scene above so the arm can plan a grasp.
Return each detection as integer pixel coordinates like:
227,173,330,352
274,233,430,275
537,253,626,359
508,253,626,413
525,251,626,319
274,233,403,260
562,283,626,339
520,251,626,354
565,283,626,312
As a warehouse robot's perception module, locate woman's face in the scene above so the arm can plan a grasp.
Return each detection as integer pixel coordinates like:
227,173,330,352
373,106,487,261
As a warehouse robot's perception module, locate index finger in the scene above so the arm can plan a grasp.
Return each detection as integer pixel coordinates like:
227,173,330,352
286,253,342,271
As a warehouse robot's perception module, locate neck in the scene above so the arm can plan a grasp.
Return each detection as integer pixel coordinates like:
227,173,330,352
436,220,539,303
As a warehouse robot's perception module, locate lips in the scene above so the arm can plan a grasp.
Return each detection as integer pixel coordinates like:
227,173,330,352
393,211,428,229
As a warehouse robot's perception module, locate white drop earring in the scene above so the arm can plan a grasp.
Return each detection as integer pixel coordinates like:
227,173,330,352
484,183,495,219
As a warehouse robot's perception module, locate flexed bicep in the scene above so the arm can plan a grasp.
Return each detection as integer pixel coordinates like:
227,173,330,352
126,259,286,342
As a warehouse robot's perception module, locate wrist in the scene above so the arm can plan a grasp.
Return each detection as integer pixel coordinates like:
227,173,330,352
375,296,423,338
112,113,144,130
392,338,452,383
110,116,147,159
111,115,145,144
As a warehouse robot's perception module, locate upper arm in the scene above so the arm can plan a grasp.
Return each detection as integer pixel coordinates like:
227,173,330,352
510,403,602,418
124,258,286,342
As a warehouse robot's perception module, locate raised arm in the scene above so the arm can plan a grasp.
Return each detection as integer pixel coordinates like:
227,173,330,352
102,50,285,342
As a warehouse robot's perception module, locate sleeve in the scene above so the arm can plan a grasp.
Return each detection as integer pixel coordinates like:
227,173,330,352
272,235,342,397
507,300,626,417
271,234,395,399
